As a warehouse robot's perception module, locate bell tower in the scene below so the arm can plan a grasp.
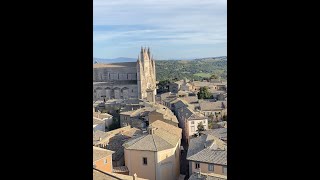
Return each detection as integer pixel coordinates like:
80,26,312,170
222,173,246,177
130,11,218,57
137,46,157,99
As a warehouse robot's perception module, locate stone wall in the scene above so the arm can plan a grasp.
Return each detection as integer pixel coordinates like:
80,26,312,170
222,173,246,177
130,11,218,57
93,84,138,101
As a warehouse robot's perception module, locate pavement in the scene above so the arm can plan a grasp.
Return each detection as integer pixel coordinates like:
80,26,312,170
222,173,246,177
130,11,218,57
180,140,189,180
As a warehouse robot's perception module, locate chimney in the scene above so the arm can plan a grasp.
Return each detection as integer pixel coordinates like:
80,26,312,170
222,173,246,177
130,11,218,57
99,137,102,141
148,127,156,134
133,173,137,180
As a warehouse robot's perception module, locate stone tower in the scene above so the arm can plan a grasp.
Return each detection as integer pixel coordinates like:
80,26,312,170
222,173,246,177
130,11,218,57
137,47,157,100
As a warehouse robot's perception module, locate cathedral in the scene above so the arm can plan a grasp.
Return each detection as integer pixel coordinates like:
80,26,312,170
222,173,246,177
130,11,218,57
93,47,157,101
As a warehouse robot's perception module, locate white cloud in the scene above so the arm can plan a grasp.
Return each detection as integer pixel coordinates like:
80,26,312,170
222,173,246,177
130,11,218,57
93,0,227,58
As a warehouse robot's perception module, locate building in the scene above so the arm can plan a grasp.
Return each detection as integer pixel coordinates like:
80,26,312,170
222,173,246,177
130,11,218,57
123,120,182,180
93,47,156,101
187,134,227,178
175,104,208,143
119,102,177,129
93,117,106,132
202,128,227,143
188,172,227,180
93,168,147,180
198,101,227,121
93,111,113,128
93,126,143,167
119,106,154,129
106,127,143,167
93,130,110,146
93,146,114,173
148,106,179,127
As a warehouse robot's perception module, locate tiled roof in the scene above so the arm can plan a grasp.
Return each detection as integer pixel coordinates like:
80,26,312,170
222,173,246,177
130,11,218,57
188,112,206,121
120,107,155,117
202,128,227,141
151,106,179,124
180,96,199,104
105,128,143,161
199,101,226,111
112,166,129,173
93,117,105,125
188,172,227,180
192,81,213,87
150,120,182,138
173,99,189,109
123,121,181,151
187,134,227,165
93,146,114,162
93,130,110,145
93,168,147,180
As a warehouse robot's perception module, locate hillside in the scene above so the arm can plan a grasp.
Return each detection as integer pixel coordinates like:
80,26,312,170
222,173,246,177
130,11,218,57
155,57,227,81
93,56,227,82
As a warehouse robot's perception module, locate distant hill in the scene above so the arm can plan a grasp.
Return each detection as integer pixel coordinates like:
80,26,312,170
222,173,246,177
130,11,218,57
93,57,136,63
156,57,227,81
93,56,227,82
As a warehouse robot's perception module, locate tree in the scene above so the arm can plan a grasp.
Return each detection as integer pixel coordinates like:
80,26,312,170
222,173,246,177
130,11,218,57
222,115,227,121
197,122,205,133
108,117,120,131
197,86,212,99
210,74,218,79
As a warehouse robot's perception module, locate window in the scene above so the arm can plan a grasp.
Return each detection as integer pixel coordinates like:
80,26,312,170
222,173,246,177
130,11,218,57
143,157,148,165
223,166,227,175
208,164,214,171
191,126,195,132
191,121,194,124
104,159,107,164
203,120,206,124
195,162,200,169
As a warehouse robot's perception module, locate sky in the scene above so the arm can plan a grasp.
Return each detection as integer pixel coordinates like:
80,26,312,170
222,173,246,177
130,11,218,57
93,0,227,60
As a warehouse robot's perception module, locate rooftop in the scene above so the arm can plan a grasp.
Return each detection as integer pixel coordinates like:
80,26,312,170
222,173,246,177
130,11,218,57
93,146,114,162
123,120,181,151
151,105,179,124
187,134,227,165
202,128,227,142
106,128,143,161
188,172,227,180
93,168,147,180
93,130,110,145
199,101,227,111
188,111,207,121
112,166,129,173
93,117,105,125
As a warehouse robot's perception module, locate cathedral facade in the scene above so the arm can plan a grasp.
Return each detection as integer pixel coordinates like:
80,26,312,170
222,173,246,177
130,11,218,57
93,47,157,101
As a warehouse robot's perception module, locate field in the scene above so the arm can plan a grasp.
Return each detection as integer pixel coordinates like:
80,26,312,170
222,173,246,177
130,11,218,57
156,57,227,81
193,73,212,78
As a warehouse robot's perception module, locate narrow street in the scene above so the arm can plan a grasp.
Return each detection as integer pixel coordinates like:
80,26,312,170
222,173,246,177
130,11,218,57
180,140,189,180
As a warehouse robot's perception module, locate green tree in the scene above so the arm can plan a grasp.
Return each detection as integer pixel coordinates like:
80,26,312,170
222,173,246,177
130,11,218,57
222,115,227,121
197,86,212,99
108,117,120,131
197,122,205,133
210,74,218,79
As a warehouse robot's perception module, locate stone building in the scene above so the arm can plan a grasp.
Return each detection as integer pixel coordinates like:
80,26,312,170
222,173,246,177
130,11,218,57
187,134,227,179
123,120,182,180
93,47,156,101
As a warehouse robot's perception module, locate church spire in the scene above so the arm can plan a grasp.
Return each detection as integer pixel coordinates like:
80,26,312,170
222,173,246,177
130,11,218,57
147,47,151,60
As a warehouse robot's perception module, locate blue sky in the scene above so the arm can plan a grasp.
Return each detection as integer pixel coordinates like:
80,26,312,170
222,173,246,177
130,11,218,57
93,0,227,60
